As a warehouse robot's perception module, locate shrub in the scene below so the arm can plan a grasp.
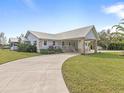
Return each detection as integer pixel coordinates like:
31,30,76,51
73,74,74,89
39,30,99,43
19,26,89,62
40,46,63,54
108,43,124,50
55,48,63,53
40,49,49,54
3,45,10,49
48,50,55,54
0,44,10,49
18,43,37,52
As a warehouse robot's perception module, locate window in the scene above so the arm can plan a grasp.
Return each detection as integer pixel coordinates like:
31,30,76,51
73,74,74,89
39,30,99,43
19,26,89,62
33,41,37,45
69,42,71,46
53,41,55,45
73,42,75,46
62,42,64,46
14,43,18,46
44,40,47,46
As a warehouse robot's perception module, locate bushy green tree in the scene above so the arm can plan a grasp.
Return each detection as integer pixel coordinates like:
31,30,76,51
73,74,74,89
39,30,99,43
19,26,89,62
98,28,124,50
98,29,112,49
18,43,37,52
0,32,7,48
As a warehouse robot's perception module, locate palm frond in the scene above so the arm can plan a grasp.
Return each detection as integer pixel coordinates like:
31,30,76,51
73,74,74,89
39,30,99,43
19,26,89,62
113,25,124,32
121,19,124,21
119,22,124,25
112,25,119,29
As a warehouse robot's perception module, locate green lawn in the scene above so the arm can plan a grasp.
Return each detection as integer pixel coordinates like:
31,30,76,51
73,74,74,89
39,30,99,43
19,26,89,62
62,52,124,93
0,49,40,64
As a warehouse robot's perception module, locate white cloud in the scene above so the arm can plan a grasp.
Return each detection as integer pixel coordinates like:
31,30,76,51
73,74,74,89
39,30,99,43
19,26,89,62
22,0,37,10
99,25,117,32
100,25,112,30
102,2,124,18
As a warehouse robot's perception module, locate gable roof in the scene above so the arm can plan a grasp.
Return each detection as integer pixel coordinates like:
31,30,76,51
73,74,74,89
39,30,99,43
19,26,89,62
19,36,29,41
27,31,56,40
26,25,99,40
56,25,96,39
9,38,19,43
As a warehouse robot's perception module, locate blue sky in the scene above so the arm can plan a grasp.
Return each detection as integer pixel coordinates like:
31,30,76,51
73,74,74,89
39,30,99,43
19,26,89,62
0,0,124,39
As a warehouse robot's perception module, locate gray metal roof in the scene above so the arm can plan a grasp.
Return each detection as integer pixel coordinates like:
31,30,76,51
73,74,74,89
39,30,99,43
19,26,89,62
9,38,19,43
29,31,57,40
27,25,97,40
20,36,29,41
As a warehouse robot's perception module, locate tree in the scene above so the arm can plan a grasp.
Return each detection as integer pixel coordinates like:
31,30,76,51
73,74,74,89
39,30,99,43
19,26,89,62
113,19,124,32
0,32,7,48
98,27,124,50
98,29,112,49
112,19,124,55
111,32,124,42
112,20,124,43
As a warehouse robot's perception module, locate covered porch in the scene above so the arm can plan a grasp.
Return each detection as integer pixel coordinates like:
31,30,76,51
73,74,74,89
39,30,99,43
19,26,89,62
77,39,97,54
60,38,97,54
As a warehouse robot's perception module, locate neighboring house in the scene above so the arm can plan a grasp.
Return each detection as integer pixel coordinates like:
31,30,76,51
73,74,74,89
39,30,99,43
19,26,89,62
19,36,29,43
97,46,103,50
9,38,19,50
25,25,99,54
9,36,29,50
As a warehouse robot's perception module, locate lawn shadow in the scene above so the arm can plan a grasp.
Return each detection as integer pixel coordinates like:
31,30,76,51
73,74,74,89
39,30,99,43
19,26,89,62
84,52,124,59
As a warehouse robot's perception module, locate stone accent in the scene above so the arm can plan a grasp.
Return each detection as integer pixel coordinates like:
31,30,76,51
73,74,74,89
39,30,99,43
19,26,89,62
37,40,42,53
78,39,85,54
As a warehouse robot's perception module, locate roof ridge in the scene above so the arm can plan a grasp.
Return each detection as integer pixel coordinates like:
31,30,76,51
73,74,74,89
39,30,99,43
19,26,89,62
29,30,55,35
28,25,94,35
55,25,94,35
26,25,96,40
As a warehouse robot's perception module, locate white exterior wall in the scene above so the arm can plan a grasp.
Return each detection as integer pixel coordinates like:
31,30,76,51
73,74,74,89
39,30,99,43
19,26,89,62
26,33,41,52
41,40,62,49
85,31,96,40
56,41,63,48
38,39,79,52
26,33,39,45
26,33,64,52
41,40,53,49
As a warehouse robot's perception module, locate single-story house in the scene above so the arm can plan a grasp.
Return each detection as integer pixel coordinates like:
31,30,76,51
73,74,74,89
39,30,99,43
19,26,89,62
25,25,99,54
9,38,19,50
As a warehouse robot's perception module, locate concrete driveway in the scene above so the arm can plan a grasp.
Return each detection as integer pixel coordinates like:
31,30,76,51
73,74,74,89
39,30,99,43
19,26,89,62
0,53,77,93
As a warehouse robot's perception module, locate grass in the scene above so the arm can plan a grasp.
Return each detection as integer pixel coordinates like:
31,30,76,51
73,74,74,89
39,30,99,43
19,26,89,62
0,49,40,64
62,52,124,93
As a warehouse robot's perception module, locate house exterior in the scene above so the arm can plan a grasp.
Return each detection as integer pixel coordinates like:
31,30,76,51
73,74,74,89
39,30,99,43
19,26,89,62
25,25,99,54
9,38,19,50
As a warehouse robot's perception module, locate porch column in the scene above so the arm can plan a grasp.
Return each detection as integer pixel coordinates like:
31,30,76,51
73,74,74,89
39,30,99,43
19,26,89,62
78,39,85,54
93,40,97,53
83,40,85,54
37,40,42,53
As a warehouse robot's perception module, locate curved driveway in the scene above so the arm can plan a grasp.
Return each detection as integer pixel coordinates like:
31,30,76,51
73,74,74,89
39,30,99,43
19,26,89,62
0,53,77,93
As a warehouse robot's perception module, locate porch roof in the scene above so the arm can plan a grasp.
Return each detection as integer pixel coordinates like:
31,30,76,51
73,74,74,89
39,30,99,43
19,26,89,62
9,38,19,43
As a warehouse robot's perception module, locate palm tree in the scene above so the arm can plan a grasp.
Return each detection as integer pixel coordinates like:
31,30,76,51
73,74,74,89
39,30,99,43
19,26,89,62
113,19,124,32
112,19,124,55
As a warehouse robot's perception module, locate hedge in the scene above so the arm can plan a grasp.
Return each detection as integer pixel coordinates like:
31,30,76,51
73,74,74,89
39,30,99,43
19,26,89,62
18,43,37,52
40,47,63,54
108,43,124,50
